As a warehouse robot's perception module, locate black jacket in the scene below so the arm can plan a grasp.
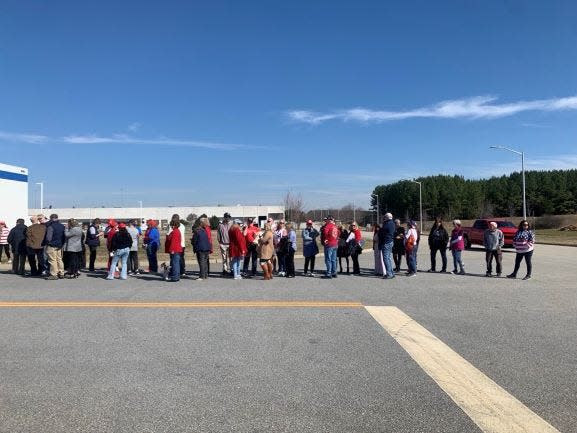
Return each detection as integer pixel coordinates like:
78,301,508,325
7,223,27,254
428,225,449,249
110,230,133,251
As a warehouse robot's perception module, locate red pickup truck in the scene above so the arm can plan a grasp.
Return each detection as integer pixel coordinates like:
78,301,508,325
462,219,517,249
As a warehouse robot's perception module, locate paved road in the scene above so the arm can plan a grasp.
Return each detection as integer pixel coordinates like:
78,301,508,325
0,245,575,432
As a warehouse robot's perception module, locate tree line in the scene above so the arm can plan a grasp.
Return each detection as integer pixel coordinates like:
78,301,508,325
371,169,577,221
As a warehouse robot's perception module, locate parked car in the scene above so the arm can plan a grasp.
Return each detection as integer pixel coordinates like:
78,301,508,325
462,219,517,249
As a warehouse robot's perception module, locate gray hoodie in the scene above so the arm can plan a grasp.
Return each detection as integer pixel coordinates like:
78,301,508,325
64,226,83,252
483,229,504,251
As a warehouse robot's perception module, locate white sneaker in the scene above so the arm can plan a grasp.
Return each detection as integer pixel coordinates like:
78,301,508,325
234,275,242,280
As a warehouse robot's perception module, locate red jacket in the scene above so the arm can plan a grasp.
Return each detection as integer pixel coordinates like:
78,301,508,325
323,222,339,248
165,228,183,254
229,225,247,257
106,227,118,251
353,228,362,242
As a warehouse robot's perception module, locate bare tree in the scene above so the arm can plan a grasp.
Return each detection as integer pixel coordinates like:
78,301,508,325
282,191,305,227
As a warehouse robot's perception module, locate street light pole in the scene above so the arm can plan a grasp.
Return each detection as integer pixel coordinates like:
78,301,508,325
489,146,526,220
371,194,379,225
410,180,423,235
36,182,44,210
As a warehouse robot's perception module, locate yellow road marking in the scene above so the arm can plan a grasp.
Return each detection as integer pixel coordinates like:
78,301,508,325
0,301,362,309
365,306,560,433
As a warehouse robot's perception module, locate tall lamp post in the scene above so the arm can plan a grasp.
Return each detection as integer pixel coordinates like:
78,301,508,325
410,179,423,235
489,146,526,220
36,182,44,210
371,193,380,225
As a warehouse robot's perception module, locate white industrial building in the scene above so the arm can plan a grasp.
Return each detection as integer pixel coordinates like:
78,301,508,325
28,205,285,228
0,162,28,226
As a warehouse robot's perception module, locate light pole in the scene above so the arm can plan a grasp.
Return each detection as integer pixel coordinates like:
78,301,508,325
36,182,44,210
138,200,143,224
490,146,526,220
410,179,423,235
371,193,380,225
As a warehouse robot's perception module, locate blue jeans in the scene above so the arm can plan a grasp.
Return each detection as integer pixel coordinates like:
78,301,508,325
452,249,464,272
170,253,181,281
107,247,129,279
381,241,394,277
406,249,417,274
231,256,242,278
146,243,158,273
324,246,337,276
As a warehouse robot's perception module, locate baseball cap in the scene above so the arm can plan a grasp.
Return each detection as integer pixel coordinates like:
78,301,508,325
234,219,242,224
118,222,126,229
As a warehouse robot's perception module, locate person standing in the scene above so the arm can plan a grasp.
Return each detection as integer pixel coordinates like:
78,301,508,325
85,218,102,272
127,219,141,275
242,217,260,277
217,212,233,276
273,220,287,276
392,219,405,272
346,222,362,275
285,222,297,278
507,220,535,280
302,220,319,276
7,218,27,275
322,216,339,278
483,221,504,277
44,214,66,280
378,213,396,279
229,219,247,280
106,223,132,280
64,218,83,278
168,214,186,276
258,223,274,280
193,218,211,280
105,219,118,272
404,220,418,277
337,223,350,274
0,221,12,264
450,219,466,275
427,217,449,273
143,219,160,273
372,224,384,276
26,215,46,276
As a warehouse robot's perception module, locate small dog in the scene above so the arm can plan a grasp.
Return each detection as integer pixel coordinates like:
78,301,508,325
160,262,171,281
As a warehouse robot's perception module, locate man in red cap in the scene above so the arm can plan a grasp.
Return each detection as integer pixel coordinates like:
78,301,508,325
322,216,339,278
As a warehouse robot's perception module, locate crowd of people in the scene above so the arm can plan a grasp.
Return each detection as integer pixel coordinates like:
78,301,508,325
0,212,535,282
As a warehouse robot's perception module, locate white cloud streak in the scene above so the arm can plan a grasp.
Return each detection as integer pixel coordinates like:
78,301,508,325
287,95,577,125
0,130,252,150
0,131,48,144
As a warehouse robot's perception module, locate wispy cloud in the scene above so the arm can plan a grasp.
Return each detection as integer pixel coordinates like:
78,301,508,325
287,94,577,125
0,130,253,151
0,131,48,144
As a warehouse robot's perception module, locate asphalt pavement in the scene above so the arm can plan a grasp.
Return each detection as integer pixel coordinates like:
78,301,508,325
0,244,575,432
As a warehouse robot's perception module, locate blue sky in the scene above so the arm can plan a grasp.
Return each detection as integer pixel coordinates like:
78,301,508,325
1,1,576,209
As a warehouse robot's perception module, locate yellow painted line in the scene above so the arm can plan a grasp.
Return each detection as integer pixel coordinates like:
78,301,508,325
365,306,559,433
0,301,362,309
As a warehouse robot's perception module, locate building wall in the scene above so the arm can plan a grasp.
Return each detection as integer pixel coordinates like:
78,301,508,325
0,163,28,227
28,205,285,226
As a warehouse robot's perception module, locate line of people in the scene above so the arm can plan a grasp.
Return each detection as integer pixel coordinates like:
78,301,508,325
372,215,534,280
1,212,535,281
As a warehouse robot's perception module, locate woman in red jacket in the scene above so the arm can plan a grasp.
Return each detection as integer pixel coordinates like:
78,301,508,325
165,220,183,281
228,219,247,280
